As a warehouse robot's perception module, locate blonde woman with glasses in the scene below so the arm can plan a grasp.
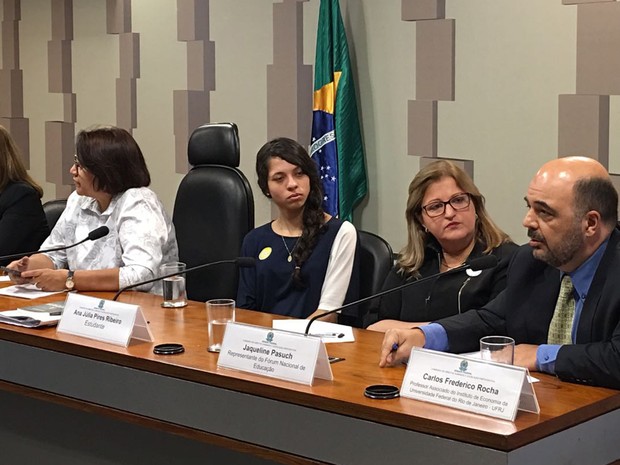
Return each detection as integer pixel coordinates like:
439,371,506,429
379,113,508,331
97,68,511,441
367,160,517,332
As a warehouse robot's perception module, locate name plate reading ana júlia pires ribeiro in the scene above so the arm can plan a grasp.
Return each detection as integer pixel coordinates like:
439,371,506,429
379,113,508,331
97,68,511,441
217,322,332,385
57,293,152,347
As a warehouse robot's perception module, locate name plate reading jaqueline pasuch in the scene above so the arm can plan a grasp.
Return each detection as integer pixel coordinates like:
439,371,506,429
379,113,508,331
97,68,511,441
401,348,539,421
217,322,333,385
57,293,153,347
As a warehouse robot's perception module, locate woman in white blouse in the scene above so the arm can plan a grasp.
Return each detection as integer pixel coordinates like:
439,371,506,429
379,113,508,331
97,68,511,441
8,126,178,293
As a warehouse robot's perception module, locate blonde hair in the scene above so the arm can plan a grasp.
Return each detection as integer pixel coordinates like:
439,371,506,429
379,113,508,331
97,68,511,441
0,125,43,197
398,160,510,276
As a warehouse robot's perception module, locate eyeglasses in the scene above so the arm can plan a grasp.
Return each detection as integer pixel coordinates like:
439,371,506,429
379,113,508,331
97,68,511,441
422,193,471,218
73,155,82,169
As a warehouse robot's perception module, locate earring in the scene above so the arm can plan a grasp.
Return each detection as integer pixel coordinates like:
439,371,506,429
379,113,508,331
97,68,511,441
423,226,428,233
266,192,271,198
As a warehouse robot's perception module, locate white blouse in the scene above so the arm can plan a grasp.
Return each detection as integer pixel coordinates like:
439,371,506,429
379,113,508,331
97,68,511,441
41,188,178,293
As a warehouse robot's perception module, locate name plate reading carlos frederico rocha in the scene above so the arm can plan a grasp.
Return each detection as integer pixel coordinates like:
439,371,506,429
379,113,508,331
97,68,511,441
217,322,333,385
401,348,539,421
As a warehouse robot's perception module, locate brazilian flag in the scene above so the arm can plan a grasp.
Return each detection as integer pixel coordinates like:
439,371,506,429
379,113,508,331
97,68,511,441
310,0,367,222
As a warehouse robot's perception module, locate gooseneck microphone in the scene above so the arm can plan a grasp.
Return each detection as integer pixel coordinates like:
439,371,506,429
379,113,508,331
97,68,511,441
303,254,498,335
0,226,110,262
112,257,256,300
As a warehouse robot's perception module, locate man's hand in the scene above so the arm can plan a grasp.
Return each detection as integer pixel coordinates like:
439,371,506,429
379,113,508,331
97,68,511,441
514,344,539,371
379,328,426,367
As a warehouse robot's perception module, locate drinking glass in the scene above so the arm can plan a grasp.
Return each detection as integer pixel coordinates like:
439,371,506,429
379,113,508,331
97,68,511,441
207,299,235,353
480,336,515,365
161,262,188,308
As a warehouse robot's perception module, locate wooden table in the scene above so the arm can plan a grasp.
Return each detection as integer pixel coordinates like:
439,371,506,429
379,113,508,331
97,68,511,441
0,290,618,465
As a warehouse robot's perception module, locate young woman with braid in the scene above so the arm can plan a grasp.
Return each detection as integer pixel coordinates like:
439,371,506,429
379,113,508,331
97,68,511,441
236,137,359,321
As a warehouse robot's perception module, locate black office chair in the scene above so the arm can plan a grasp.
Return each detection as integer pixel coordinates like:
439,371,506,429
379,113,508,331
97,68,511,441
172,122,254,302
42,199,67,231
357,230,393,327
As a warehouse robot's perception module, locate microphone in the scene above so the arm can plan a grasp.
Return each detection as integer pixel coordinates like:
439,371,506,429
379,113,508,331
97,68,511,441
0,226,110,262
303,254,498,335
86,226,110,241
112,257,256,300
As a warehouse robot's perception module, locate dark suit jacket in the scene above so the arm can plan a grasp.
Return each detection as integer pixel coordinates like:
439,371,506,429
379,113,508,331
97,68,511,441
438,228,620,389
0,182,49,266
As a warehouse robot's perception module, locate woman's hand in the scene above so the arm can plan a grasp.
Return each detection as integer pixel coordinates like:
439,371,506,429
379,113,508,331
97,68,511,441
367,319,429,332
307,309,338,323
21,268,68,291
6,257,33,284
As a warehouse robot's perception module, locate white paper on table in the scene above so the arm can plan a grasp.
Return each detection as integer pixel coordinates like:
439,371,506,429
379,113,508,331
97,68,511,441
0,309,61,327
0,275,11,282
0,284,65,299
272,319,355,343
462,351,539,383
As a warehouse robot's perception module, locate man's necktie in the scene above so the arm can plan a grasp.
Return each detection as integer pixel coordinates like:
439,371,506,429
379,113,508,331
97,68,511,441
547,274,576,345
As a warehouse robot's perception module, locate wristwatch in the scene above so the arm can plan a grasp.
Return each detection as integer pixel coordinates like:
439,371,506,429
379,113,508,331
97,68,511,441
65,270,75,290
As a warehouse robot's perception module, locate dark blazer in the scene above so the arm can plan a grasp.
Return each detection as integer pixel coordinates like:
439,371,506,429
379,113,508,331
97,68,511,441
439,228,620,389
0,182,49,266
375,240,518,324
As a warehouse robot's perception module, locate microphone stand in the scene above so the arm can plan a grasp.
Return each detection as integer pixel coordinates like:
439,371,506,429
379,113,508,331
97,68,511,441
112,258,255,301
0,226,111,262
303,255,498,335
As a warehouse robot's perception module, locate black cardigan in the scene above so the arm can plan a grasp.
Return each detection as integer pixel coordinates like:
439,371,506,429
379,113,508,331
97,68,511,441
0,182,49,266
375,239,518,324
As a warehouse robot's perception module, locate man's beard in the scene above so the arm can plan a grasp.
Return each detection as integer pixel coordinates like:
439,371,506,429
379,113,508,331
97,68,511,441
528,222,583,268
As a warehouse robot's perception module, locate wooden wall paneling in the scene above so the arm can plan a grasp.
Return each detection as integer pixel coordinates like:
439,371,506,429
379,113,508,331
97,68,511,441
407,99,437,157
558,94,609,165
416,19,455,101
402,0,445,21
174,0,213,173
267,0,312,143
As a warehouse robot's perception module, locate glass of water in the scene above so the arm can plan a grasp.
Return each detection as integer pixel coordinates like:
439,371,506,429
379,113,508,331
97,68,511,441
160,262,188,308
480,336,515,365
206,299,235,353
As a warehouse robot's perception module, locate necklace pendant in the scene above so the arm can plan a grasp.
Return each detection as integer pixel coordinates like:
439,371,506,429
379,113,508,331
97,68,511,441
287,255,292,263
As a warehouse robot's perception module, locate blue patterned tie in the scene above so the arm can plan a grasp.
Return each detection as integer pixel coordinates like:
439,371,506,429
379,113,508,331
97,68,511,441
547,275,575,345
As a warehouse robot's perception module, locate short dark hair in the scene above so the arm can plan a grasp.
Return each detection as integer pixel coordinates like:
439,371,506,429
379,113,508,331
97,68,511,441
574,177,618,227
76,126,150,195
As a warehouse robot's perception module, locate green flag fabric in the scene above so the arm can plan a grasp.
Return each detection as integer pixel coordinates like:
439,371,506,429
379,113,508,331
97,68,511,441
310,0,367,222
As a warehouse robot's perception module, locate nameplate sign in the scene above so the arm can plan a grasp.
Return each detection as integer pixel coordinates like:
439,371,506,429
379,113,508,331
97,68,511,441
57,293,153,347
401,348,539,421
217,322,333,385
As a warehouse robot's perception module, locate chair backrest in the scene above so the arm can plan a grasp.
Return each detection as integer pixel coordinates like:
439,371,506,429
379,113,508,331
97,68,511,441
172,122,254,302
42,199,67,231
357,230,393,326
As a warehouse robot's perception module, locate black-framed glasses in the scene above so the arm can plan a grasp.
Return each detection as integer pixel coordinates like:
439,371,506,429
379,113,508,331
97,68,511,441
422,193,471,218
73,155,82,169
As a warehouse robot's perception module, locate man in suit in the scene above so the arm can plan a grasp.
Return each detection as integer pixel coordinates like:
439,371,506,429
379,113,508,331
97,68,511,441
380,156,620,389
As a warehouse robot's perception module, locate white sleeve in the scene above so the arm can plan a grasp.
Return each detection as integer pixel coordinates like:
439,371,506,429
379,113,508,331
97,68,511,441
40,192,80,269
116,190,176,290
317,221,357,311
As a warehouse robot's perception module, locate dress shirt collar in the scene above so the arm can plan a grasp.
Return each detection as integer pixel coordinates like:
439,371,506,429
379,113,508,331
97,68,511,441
566,238,609,302
79,193,119,216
